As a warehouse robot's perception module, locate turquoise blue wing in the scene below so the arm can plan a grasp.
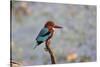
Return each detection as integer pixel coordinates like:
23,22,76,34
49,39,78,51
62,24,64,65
38,28,49,36
36,28,51,42
36,33,51,41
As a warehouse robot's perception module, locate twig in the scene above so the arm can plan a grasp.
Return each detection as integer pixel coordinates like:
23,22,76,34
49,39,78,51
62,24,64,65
45,40,56,64
10,61,20,65
10,61,21,67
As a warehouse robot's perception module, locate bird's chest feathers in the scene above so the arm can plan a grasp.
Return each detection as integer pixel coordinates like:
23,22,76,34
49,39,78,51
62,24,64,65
48,28,54,33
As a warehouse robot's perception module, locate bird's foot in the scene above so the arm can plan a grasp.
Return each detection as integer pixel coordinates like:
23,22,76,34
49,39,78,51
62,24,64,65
44,47,48,51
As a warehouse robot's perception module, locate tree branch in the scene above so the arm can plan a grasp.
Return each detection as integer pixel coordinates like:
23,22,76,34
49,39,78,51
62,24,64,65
45,40,56,64
10,60,21,67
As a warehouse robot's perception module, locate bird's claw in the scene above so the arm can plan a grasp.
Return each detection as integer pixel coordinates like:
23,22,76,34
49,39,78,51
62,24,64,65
44,47,48,51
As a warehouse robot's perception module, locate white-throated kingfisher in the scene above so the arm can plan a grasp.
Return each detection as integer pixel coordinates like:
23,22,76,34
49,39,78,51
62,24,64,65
33,21,62,49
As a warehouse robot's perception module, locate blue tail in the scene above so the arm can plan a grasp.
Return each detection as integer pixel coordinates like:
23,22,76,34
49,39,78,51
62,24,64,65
33,40,38,49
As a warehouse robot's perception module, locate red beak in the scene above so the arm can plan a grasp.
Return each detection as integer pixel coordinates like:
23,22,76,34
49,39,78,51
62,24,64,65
54,25,62,29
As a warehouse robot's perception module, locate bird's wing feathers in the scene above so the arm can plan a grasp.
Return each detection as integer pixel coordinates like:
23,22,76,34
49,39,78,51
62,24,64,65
38,28,49,36
36,28,51,41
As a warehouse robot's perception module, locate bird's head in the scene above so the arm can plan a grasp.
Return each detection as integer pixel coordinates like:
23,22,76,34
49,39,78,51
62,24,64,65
45,21,62,29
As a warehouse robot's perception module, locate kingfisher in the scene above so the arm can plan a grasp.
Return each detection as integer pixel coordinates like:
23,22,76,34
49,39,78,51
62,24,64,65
33,21,62,49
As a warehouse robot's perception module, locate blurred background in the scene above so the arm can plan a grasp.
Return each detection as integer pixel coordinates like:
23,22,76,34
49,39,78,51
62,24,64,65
11,1,96,66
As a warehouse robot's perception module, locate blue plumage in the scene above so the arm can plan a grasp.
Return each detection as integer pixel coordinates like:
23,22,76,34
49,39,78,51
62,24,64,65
33,27,51,49
33,21,62,49
36,27,51,42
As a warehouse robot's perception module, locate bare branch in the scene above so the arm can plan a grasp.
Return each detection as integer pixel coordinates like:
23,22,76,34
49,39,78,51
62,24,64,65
45,40,56,64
